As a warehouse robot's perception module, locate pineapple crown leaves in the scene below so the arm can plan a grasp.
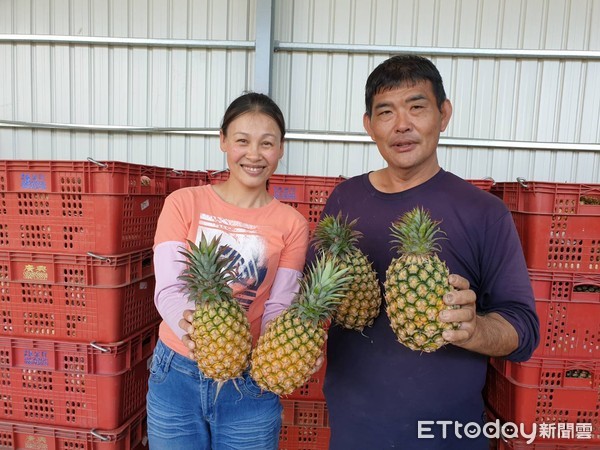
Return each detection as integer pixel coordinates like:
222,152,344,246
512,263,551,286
177,233,237,306
291,255,354,328
390,206,447,256
312,212,362,258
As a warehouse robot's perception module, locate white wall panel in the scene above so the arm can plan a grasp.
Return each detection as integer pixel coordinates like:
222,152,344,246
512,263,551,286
581,62,600,143
1,2,256,128
280,139,599,183
280,141,386,178
270,0,599,182
0,0,255,168
0,126,225,168
0,0,599,183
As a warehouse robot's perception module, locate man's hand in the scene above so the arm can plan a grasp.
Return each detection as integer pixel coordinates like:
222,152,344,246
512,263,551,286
439,274,477,345
179,309,195,359
311,354,325,375
438,273,519,356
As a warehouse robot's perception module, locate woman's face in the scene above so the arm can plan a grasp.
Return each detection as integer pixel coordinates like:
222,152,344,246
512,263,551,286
220,112,284,190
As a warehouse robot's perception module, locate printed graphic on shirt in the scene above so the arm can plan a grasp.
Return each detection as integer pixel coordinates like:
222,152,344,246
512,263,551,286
197,213,267,310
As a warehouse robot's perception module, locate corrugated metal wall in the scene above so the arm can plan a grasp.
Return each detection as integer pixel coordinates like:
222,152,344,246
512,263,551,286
1,0,599,182
0,0,256,170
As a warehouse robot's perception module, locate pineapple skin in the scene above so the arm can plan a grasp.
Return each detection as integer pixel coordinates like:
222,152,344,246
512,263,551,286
192,300,252,382
250,256,351,395
385,254,458,353
250,311,325,395
313,214,381,332
178,235,253,383
334,251,381,331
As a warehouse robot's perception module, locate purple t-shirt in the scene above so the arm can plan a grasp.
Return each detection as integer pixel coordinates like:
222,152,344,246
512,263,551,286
310,170,539,450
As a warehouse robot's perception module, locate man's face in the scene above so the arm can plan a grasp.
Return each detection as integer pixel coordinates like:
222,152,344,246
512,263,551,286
363,81,452,176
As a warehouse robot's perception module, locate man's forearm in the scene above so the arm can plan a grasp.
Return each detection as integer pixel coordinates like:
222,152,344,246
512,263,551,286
458,312,519,357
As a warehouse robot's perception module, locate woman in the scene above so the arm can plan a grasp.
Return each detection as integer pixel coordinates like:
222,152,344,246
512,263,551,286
147,92,309,450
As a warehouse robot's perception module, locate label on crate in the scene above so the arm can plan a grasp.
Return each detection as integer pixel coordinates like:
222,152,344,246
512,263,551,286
22,264,49,281
273,186,297,201
23,349,49,367
20,173,48,190
23,435,50,450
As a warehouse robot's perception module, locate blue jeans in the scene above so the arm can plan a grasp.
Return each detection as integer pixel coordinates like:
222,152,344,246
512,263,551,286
146,339,282,450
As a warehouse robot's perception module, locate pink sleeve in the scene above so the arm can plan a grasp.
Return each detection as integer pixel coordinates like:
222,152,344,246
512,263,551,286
261,267,303,333
153,241,194,339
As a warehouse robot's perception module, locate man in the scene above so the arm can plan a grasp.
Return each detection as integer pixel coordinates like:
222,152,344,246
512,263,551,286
308,55,539,449
180,55,539,449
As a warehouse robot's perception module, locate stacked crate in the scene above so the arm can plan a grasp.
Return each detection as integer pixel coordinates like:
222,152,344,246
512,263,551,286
208,171,495,235
166,169,209,194
485,181,600,449
0,164,501,449
0,160,168,449
207,170,346,237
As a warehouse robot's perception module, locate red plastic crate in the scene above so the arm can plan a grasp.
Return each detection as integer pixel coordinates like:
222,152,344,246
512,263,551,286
534,300,600,359
484,357,600,442
529,270,600,359
278,425,330,450
0,191,165,254
269,174,345,229
207,170,347,231
0,275,158,342
0,352,150,428
0,248,153,287
490,181,600,214
281,400,328,427
511,211,600,273
466,178,495,192
0,407,147,450
0,159,168,195
206,169,230,184
208,173,495,230
530,270,600,304
0,322,159,375
267,174,346,202
207,172,493,230
166,169,208,194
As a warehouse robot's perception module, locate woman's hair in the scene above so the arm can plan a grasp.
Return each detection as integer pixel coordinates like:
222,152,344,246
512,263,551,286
221,92,286,139
364,55,447,116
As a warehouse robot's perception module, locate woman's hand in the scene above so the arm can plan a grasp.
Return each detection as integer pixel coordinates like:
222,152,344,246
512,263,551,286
179,309,196,359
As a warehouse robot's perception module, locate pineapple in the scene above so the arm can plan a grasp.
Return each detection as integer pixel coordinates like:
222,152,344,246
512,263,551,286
384,207,459,352
250,256,352,395
312,213,381,331
178,233,252,382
